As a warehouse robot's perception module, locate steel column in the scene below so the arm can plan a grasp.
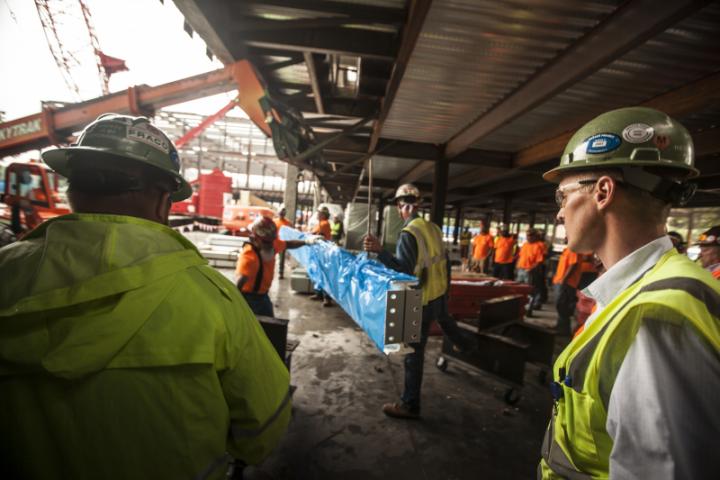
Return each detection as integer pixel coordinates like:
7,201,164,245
431,154,449,226
453,205,462,245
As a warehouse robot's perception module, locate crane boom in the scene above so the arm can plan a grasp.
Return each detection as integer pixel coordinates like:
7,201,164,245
0,60,271,158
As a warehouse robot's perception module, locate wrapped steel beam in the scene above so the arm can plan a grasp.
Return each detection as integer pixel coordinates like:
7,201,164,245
343,203,377,251
279,226,421,353
381,205,404,254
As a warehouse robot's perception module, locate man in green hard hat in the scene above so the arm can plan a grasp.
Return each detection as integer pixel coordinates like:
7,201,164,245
539,107,720,479
0,114,291,479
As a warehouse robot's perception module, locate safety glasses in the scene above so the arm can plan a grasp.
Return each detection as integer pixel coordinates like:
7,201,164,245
554,179,599,208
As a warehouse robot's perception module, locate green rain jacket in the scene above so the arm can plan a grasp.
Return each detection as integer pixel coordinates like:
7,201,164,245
0,214,291,480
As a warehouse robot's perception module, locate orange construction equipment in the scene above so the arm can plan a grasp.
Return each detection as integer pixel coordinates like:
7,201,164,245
0,60,271,158
222,206,275,237
0,161,71,242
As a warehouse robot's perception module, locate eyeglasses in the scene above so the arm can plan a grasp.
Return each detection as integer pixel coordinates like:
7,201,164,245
554,179,599,208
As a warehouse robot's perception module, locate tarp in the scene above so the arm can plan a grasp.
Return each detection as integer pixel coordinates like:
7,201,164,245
279,226,416,352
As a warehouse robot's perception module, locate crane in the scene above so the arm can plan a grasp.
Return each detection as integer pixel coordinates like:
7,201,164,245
34,0,127,98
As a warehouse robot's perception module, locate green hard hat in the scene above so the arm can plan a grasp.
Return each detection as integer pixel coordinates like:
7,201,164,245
42,113,192,201
543,107,698,184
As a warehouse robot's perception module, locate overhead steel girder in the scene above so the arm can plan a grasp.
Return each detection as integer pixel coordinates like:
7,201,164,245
237,0,405,25
234,28,398,61
445,0,711,159
513,71,720,168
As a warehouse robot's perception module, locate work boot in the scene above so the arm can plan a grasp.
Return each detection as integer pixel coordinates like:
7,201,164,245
309,293,323,301
382,402,420,420
322,298,334,307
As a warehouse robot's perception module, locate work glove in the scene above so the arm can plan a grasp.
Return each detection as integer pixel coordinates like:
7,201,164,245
306,235,325,245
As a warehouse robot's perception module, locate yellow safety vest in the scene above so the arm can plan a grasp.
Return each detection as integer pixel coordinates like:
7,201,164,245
402,217,448,305
539,249,720,479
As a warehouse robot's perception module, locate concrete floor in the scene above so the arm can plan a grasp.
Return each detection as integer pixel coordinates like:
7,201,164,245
217,261,567,480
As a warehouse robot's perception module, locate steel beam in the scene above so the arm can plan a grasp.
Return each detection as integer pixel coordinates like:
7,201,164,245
239,0,405,25
445,0,710,159
304,52,325,114
514,71,720,168
172,0,234,64
369,0,432,151
236,28,397,61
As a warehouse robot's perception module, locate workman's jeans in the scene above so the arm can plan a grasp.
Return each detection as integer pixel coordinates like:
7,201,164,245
554,283,577,336
493,262,514,280
242,292,274,317
402,297,466,413
278,251,286,278
517,268,543,314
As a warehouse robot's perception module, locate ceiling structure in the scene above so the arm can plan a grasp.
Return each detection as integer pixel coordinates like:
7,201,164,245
173,0,720,221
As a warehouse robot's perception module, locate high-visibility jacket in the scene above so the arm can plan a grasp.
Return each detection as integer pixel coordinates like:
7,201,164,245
330,221,343,239
539,249,720,479
402,217,447,305
459,231,472,246
0,214,291,480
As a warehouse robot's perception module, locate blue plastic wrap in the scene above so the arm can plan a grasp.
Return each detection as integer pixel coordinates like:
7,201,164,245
279,226,417,352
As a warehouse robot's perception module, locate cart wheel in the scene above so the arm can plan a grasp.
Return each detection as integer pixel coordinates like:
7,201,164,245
504,387,521,405
436,356,449,373
537,369,548,385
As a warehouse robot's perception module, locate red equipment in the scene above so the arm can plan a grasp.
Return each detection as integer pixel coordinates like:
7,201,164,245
170,168,232,229
0,161,71,241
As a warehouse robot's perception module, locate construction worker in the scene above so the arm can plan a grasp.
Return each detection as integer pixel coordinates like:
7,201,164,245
551,242,583,336
696,225,720,279
0,114,291,479
236,215,315,316
539,107,720,479
516,228,546,316
459,225,472,270
330,214,344,243
309,206,334,306
471,223,494,273
275,205,292,279
362,183,468,419
492,226,516,279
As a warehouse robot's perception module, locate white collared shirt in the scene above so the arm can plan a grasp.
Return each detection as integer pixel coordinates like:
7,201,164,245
583,235,672,327
580,236,720,479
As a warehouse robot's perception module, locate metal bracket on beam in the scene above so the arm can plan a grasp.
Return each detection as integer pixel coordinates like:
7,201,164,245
384,281,422,353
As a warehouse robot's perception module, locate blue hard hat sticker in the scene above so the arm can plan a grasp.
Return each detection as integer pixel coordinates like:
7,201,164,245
585,133,621,154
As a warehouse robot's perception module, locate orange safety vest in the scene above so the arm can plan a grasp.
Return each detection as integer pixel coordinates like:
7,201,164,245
472,234,494,260
517,241,544,270
494,236,515,264
236,240,286,294
552,248,581,288
313,220,332,240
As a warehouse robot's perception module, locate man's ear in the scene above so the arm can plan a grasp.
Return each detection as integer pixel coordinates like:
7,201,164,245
594,176,618,212
157,191,172,224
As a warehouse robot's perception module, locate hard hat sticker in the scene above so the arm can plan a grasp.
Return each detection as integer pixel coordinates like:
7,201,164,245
128,125,170,154
622,123,654,144
653,135,671,150
585,133,621,154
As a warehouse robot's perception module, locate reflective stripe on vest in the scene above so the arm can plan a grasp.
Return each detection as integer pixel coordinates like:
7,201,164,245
231,387,292,439
540,250,720,479
402,217,447,305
